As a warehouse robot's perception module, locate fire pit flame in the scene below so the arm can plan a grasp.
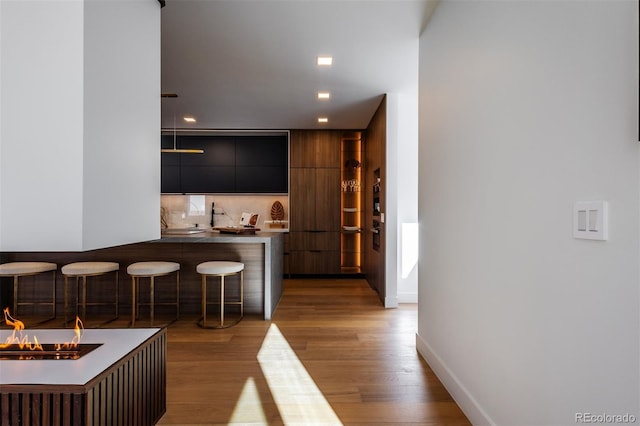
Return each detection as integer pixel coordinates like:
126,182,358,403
1,308,84,352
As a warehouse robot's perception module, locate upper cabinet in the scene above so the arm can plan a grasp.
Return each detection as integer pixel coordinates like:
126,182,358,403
290,130,341,168
161,133,289,194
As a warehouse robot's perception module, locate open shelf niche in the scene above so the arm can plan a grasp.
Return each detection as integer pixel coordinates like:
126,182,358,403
340,132,364,274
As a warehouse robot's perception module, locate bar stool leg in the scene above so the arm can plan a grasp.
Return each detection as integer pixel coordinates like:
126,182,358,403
202,275,207,328
138,276,141,323
12,276,18,316
115,271,119,319
51,270,57,319
176,271,180,320
64,276,69,326
131,276,137,327
82,275,87,320
220,275,225,328
150,276,155,326
240,270,244,317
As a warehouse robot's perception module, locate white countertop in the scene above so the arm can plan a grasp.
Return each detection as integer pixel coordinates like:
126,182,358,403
0,328,161,385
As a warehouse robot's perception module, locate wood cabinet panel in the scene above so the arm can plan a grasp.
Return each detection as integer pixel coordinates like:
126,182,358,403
289,168,339,232
315,168,340,231
290,130,340,168
290,130,316,168
289,231,340,251
289,167,340,274
289,250,340,275
315,131,341,168
289,130,342,274
290,168,316,231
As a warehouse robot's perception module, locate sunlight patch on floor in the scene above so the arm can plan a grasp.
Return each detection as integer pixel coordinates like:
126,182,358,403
228,377,269,424
257,324,343,425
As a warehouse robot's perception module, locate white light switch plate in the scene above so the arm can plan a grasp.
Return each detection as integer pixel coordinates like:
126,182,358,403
573,201,608,240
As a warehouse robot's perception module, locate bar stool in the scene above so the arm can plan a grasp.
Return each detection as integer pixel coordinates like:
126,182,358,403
0,262,57,321
127,261,180,326
62,262,119,325
196,261,244,328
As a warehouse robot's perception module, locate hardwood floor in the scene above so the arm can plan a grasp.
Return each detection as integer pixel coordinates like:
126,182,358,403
15,278,470,425
158,278,469,425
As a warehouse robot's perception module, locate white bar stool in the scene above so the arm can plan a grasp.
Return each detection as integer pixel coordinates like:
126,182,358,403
127,261,180,327
0,262,57,320
196,261,244,328
62,262,119,325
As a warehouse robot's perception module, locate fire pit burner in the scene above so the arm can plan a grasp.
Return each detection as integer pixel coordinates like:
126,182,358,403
0,343,101,360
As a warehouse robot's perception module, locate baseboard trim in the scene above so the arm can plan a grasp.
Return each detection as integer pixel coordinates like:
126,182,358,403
415,332,494,426
384,295,398,308
397,292,417,303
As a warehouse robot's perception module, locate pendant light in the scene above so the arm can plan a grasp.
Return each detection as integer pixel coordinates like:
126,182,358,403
160,93,204,154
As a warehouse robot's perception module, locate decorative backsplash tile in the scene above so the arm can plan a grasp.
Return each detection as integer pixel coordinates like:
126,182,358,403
160,194,289,231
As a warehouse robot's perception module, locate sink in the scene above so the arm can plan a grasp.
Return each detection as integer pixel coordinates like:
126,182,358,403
161,228,207,235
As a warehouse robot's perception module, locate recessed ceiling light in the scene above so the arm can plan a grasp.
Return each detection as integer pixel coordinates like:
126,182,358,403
317,92,330,100
316,56,333,66
183,117,196,123
318,117,328,123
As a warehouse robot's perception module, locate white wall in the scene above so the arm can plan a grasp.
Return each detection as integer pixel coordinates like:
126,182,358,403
417,1,639,425
0,0,160,251
0,1,3,248
1,0,85,250
386,92,419,305
83,0,160,250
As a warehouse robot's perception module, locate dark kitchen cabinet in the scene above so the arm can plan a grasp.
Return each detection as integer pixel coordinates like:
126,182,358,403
289,130,341,275
161,133,288,194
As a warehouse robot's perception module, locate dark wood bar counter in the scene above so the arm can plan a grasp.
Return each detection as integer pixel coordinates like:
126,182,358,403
1,232,283,321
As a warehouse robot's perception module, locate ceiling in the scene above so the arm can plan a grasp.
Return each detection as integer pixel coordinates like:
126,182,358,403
160,0,436,131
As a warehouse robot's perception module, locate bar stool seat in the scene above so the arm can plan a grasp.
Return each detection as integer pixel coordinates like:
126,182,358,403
62,262,119,325
0,262,57,320
127,261,180,326
196,261,244,328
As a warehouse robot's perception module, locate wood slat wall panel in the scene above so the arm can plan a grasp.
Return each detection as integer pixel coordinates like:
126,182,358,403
0,394,8,426
21,393,29,426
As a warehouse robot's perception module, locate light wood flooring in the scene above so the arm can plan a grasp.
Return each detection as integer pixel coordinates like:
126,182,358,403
17,278,470,425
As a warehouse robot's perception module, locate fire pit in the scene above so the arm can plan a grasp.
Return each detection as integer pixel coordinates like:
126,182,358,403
0,309,102,361
0,326,166,425
0,343,101,360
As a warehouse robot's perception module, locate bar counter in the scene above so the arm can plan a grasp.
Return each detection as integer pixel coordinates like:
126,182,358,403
151,231,283,319
2,231,284,321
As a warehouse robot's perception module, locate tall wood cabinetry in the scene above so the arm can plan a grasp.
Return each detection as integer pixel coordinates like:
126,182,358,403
288,130,342,274
363,97,386,300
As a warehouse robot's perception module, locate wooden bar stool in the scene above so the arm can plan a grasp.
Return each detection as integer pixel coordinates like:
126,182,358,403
0,262,57,321
62,262,119,325
127,261,180,327
196,261,244,328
